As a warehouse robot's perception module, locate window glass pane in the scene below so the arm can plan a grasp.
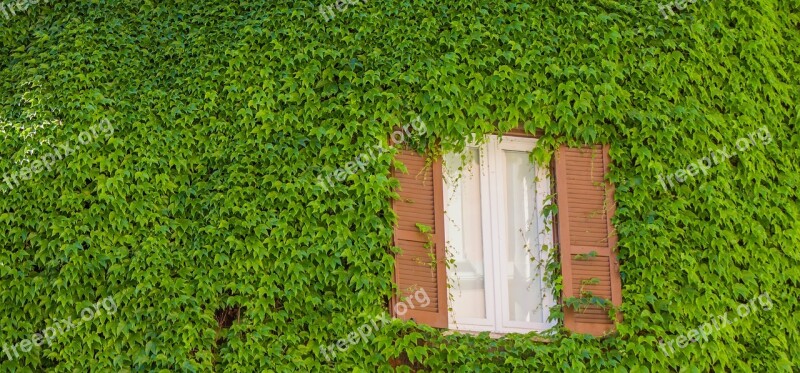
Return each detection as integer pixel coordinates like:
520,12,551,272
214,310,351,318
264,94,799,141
443,148,486,320
504,150,544,323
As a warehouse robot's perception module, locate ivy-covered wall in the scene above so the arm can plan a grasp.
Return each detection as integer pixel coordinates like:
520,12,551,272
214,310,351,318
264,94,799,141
1,0,798,371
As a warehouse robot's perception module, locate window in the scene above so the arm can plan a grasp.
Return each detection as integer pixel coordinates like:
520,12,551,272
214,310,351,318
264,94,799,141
390,133,622,337
443,135,555,333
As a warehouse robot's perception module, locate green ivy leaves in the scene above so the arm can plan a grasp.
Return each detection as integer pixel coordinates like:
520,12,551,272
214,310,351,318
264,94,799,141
0,0,797,371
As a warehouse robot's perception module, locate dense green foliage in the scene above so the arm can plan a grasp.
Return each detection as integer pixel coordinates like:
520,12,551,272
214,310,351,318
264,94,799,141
1,0,798,371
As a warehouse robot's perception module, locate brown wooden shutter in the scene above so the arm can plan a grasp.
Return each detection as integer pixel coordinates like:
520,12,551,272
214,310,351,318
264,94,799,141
390,149,448,328
555,144,622,336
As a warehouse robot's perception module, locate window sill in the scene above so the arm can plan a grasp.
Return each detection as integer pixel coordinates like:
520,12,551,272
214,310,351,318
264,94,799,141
442,328,553,342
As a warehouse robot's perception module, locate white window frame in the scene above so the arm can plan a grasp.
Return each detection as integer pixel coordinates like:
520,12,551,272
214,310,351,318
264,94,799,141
445,135,556,334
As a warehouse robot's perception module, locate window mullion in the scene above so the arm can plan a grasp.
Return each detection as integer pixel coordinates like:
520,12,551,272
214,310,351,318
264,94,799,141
496,138,513,333
477,143,496,329
487,136,506,333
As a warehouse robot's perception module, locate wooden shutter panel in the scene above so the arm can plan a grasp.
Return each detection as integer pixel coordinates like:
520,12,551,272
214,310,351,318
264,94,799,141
555,145,622,336
390,149,448,328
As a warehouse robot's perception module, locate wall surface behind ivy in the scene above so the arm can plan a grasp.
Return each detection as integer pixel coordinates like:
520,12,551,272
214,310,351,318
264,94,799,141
0,0,798,371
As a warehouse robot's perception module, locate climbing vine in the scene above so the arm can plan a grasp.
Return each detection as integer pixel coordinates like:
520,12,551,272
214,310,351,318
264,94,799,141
0,0,798,372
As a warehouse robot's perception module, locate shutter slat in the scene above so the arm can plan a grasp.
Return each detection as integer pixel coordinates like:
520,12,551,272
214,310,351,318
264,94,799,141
391,149,448,328
394,213,435,227
556,145,622,336
394,203,437,214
